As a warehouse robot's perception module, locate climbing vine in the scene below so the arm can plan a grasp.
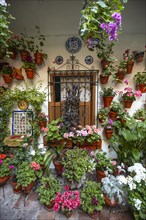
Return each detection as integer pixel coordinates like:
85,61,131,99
0,81,47,149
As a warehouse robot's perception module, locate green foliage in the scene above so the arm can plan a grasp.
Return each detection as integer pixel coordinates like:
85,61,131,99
133,109,146,121
22,60,37,70
100,87,116,97
16,161,43,187
109,118,146,166
37,175,61,205
94,149,115,172
0,157,11,177
81,180,105,214
62,148,95,184
100,64,114,76
109,101,124,113
134,72,146,84
97,107,109,121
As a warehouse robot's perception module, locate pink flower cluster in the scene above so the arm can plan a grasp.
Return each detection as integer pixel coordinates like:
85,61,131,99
76,125,99,137
119,87,142,101
30,161,40,170
53,186,80,214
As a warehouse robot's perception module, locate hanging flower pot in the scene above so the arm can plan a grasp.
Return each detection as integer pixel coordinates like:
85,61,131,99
137,84,146,93
100,75,109,84
20,50,30,61
123,100,133,108
103,96,114,107
134,51,144,63
101,60,110,70
115,70,125,82
25,68,35,79
2,74,13,84
104,128,113,139
126,60,134,74
109,110,118,121
34,52,44,65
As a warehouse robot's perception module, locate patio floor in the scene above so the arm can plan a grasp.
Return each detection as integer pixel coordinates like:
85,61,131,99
0,170,135,220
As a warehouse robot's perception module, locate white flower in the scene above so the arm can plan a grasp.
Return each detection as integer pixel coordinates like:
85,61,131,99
41,148,46,154
30,150,35,156
117,175,127,185
0,0,7,6
133,198,142,210
38,144,44,149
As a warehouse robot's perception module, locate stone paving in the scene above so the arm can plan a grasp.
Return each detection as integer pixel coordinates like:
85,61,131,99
0,172,135,220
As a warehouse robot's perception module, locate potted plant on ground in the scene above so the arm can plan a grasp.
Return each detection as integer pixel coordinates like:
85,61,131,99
97,107,109,123
134,71,146,93
16,161,43,193
53,185,80,218
100,87,117,107
22,55,37,79
119,87,142,108
0,157,11,185
101,174,127,206
133,109,146,121
94,149,116,182
62,148,95,189
0,62,13,84
37,174,61,210
73,124,102,150
81,180,105,219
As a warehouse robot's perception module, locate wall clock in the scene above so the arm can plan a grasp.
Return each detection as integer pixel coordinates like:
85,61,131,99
18,100,29,110
65,37,82,53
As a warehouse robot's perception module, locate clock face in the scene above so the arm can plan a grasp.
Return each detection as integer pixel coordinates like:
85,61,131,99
18,100,29,110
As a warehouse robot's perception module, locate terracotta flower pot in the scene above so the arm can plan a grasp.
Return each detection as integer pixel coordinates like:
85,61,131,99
0,176,9,186
23,182,34,193
76,140,102,150
20,50,30,61
104,129,113,139
126,61,134,74
34,52,44,65
123,100,133,108
88,211,100,220
104,195,117,206
2,74,13,84
53,159,64,175
10,176,22,193
101,60,110,70
25,68,35,79
109,110,118,121
44,202,54,211
115,70,125,82
96,170,106,182
39,121,47,129
99,75,109,84
137,84,146,93
103,96,114,107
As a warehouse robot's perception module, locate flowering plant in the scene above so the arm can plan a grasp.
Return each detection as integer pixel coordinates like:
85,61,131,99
53,186,80,217
117,163,146,220
103,119,114,130
22,55,37,70
37,112,47,122
72,124,101,145
119,87,142,101
81,180,105,215
134,71,146,85
123,49,134,62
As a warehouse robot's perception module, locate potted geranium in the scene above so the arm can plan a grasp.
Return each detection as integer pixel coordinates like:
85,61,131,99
16,161,43,193
94,149,116,182
100,87,117,107
73,124,102,150
109,101,124,121
53,185,80,218
101,174,127,206
119,87,142,108
81,180,105,219
0,157,11,185
37,174,61,210
134,71,146,93
62,148,95,189
99,64,114,84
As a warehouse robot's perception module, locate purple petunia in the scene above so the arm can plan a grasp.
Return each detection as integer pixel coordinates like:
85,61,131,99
9,165,14,169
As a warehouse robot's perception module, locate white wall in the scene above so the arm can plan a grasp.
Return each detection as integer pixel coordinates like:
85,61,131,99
2,0,146,156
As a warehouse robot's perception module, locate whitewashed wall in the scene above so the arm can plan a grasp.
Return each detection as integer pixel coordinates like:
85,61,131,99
1,0,146,157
